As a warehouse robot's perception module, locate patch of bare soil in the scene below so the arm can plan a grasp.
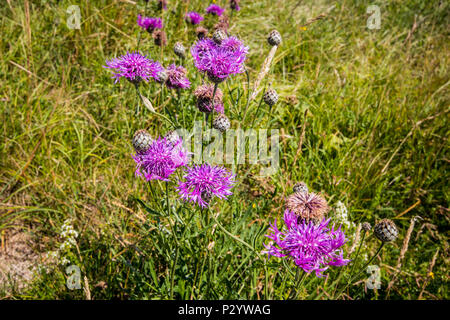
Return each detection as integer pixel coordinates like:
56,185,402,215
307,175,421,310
0,228,39,293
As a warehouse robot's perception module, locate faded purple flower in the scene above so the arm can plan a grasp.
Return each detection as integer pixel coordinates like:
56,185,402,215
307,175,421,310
230,0,240,11
165,64,190,89
185,11,204,25
286,191,330,223
133,136,190,181
158,0,167,10
177,164,235,208
190,36,248,82
264,210,350,277
194,84,224,113
206,4,225,16
137,15,163,32
104,52,163,84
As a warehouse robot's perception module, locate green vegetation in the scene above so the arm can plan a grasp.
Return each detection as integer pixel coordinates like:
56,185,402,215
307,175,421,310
0,0,448,299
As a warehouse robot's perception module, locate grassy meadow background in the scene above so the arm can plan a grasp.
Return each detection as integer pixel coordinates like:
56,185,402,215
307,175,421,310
0,0,449,299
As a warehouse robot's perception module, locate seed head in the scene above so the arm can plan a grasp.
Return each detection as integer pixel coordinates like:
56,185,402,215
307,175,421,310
132,129,153,153
293,182,308,194
213,114,231,132
267,30,282,46
362,222,372,232
374,219,398,242
263,88,279,106
286,191,329,224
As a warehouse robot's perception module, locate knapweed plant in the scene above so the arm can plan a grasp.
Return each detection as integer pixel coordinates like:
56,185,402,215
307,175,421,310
100,0,403,300
5,0,446,301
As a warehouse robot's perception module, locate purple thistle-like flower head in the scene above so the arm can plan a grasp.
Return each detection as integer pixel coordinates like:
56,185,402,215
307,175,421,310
177,164,235,208
104,52,163,84
206,4,225,16
264,210,350,277
165,64,191,89
185,11,204,25
191,36,248,82
132,136,190,181
137,15,163,32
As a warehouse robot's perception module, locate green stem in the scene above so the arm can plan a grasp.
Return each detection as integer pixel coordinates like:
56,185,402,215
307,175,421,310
165,181,179,299
241,67,251,123
349,231,367,277
336,242,385,299
135,84,176,127
250,90,266,128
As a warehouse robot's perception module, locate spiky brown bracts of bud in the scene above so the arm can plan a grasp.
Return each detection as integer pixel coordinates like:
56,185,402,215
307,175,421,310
195,26,208,39
267,30,282,46
153,30,167,46
207,72,227,84
362,222,372,232
155,70,168,84
132,129,153,153
293,182,308,194
263,88,279,106
173,42,186,58
164,130,180,145
194,84,224,113
285,191,329,223
214,15,229,33
213,114,231,132
374,219,398,242
212,29,227,45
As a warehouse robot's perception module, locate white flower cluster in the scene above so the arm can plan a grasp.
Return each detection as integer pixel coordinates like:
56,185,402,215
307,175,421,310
334,201,355,230
59,219,79,252
39,220,79,273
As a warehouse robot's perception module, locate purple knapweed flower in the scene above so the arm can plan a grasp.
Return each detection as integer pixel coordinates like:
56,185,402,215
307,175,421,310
190,36,248,82
165,64,190,89
264,210,350,277
177,164,235,208
104,52,163,84
137,15,163,32
206,4,225,16
133,136,190,181
185,11,204,25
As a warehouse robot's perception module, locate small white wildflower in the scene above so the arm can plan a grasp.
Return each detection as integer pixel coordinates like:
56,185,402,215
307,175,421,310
334,201,355,230
60,257,70,266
